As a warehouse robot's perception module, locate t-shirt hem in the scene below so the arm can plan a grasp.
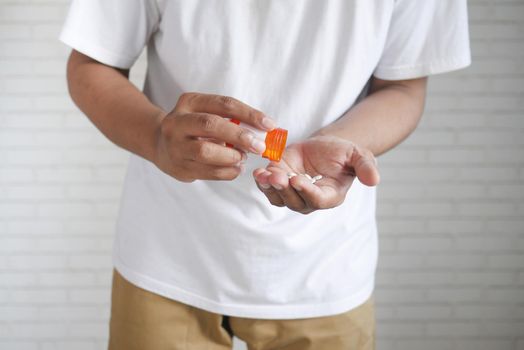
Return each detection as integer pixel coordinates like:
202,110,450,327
59,28,137,69
113,256,375,320
373,55,472,80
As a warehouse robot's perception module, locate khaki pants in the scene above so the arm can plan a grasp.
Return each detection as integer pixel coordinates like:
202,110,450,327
109,270,375,350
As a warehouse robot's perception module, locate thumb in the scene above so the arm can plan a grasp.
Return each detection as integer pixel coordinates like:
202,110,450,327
346,146,380,186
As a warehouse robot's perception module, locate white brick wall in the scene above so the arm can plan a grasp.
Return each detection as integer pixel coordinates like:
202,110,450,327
0,1,523,350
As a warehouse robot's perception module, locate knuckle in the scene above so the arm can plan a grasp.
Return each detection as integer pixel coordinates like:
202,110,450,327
171,169,195,183
224,169,241,181
269,197,285,207
178,92,196,105
237,128,251,144
218,95,237,110
209,168,221,179
284,197,306,212
195,143,212,162
197,115,216,132
296,206,312,215
212,167,240,181
250,110,265,124
288,203,303,212
229,150,242,164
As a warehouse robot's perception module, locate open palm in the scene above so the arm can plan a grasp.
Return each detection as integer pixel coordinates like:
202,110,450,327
253,135,380,214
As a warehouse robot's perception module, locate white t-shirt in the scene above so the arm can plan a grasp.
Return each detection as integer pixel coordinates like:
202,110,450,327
61,0,471,319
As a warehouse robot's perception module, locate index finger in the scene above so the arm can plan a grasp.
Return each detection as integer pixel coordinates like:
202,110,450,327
177,92,276,131
177,113,268,154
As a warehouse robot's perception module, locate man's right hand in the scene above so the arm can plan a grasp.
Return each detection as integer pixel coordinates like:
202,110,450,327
154,92,277,182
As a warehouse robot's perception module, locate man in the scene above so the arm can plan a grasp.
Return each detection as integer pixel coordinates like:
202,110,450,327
61,1,471,349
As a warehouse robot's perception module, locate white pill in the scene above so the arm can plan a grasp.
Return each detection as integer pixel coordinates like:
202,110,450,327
313,175,323,181
287,172,297,178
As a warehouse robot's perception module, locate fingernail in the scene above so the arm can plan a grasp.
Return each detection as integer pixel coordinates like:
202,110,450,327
251,138,266,153
261,117,277,130
259,183,271,189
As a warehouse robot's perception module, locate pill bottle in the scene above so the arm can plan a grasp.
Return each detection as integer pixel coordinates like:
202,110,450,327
229,119,288,162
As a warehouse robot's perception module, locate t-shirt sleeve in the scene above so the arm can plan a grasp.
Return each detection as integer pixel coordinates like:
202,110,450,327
374,0,471,80
59,0,160,69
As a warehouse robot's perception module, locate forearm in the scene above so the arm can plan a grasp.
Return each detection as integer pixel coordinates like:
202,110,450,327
316,77,428,156
66,50,165,163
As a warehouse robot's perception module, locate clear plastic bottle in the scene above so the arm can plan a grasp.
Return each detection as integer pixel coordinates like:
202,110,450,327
229,119,288,162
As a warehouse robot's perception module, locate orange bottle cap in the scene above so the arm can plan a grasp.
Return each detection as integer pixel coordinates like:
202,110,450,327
262,128,288,162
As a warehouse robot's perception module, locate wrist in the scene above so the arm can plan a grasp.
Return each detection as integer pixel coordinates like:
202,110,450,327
309,131,354,146
149,109,169,165
310,128,347,142
310,127,373,155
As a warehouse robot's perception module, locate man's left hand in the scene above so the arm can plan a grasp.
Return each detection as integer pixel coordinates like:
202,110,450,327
253,135,380,214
